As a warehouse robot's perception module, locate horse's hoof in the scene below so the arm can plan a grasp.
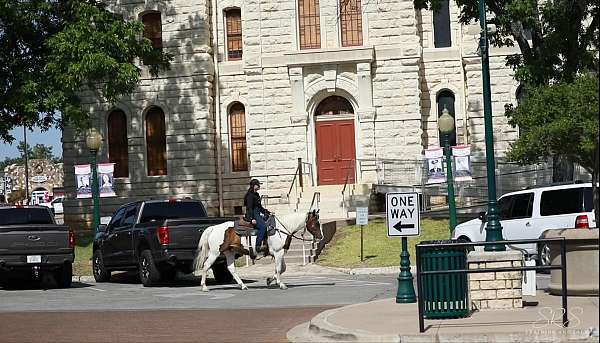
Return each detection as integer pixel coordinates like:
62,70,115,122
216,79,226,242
279,284,288,290
241,285,248,290
266,277,273,286
201,286,209,292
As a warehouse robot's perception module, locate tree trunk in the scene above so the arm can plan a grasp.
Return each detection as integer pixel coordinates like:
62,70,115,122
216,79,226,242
552,155,574,182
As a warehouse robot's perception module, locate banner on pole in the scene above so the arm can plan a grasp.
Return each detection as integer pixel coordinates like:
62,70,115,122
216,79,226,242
75,163,117,199
452,145,473,181
75,164,92,199
425,148,445,184
98,163,116,198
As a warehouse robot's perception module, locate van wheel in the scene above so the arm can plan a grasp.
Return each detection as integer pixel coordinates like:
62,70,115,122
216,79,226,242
54,262,72,288
139,250,161,287
92,249,111,282
537,243,551,273
457,236,474,252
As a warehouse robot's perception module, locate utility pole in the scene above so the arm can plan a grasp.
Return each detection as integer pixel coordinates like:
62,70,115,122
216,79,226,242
23,125,30,205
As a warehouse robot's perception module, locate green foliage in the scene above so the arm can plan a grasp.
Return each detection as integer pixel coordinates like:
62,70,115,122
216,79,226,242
505,73,599,174
0,142,62,170
0,0,172,143
414,0,599,85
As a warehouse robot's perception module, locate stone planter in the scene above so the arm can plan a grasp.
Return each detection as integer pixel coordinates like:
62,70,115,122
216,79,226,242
542,229,599,296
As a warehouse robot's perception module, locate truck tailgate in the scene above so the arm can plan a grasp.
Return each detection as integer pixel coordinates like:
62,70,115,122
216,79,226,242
165,218,235,250
0,225,72,256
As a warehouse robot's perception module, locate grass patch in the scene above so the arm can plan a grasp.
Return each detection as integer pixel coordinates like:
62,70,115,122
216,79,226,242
317,219,451,268
74,233,93,276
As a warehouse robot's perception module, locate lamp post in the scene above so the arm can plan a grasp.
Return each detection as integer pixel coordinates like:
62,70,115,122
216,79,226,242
86,129,102,234
438,107,457,232
478,0,505,251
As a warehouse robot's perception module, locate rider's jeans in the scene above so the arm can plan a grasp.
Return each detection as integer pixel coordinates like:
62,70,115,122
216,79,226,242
252,209,267,249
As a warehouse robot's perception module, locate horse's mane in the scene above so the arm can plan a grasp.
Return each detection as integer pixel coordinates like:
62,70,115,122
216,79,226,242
274,212,308,235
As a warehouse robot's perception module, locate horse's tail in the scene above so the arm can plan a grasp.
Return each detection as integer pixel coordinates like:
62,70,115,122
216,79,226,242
193,226,212,276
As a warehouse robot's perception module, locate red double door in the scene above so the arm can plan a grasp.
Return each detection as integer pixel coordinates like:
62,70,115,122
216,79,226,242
315,119,356,185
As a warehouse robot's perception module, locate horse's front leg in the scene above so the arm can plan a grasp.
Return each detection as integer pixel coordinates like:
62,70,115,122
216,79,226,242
274,250,287,290
225,251,247,290
201,251,220,292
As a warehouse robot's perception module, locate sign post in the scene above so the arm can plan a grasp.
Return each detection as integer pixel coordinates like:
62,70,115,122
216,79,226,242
356,207,369,261
386,192,420,304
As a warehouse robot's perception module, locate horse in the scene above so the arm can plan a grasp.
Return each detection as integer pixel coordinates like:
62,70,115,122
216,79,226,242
192,210,322,291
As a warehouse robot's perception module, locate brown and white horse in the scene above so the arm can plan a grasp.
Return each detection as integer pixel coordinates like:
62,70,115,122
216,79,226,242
193,210,322,291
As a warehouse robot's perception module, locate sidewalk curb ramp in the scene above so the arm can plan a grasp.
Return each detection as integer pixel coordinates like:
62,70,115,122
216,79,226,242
287,301,599,343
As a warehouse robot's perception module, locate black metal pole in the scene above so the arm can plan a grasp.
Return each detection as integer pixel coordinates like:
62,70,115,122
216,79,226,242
416,246,425,333
23,125,29,204
560,239,569,327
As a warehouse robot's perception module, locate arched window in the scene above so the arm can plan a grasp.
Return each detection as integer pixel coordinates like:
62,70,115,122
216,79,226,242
298,0,321,50
142,12,162,65
315,95,354,115
340,0,362,47
229,103,248,172
433,0,451,48
145,107,167,176
437,90,456,146
107,110,129,178
225,8,243,60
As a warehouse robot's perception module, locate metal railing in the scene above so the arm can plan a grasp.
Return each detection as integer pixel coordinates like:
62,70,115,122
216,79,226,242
415,238,569,333
341,159,356,216
286,158,315,200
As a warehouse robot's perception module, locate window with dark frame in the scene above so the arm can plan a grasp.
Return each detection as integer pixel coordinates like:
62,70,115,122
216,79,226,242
142,12,162,65
229,103,248,172
145,107,167,176
437,90,457,146
225,8,243,60
433,0,452,48
107,110,129,178
298,0,321,50
340,0,363,47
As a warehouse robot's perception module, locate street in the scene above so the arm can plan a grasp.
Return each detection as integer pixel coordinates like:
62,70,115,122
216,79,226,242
0,273,397,342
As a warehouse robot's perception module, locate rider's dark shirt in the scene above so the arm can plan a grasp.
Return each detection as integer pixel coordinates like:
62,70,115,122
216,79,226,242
243,190,268,219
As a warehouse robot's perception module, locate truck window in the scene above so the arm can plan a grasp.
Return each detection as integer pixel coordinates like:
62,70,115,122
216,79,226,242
540,188,586,216
509,193,534,219
139,202,207,224
498,196,513,220
109,207,126,228
0,208,54,225
583,187,593,212
121,205,138,226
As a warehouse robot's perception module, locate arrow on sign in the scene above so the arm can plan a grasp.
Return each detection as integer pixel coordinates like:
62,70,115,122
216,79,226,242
393,222,415,232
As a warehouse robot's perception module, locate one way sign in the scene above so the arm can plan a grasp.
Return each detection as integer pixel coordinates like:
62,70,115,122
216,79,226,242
386,192,420,237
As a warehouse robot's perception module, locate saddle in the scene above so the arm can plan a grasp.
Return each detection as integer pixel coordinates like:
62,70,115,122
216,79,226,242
233,218,257,236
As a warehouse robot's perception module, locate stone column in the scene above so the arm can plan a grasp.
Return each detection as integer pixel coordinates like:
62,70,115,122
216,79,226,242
468,251,524,310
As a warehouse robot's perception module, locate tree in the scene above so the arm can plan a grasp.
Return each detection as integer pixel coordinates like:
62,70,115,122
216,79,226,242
0,0,172,143
506,73,599,227
414,0,599,85
0,142,61,171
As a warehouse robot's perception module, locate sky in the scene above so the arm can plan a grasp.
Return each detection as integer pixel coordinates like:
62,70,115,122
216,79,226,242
0,126,63,159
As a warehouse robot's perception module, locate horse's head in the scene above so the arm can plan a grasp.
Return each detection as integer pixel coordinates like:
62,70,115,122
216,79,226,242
305,209,322,239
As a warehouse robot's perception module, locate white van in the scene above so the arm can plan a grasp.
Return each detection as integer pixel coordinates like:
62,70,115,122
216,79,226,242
452,182,596,265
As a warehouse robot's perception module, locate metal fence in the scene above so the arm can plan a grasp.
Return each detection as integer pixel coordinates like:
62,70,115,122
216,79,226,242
362,157,591,211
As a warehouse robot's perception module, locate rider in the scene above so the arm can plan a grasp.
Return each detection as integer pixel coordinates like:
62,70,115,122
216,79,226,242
244,178,270,256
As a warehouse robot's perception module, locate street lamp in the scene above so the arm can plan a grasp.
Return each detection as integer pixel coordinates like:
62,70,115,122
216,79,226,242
86,128,102,234
478,0,505,251
438,107,457,232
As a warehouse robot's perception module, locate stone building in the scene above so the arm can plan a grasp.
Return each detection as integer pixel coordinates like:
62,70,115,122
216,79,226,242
3,159,65,204
63,0,526,230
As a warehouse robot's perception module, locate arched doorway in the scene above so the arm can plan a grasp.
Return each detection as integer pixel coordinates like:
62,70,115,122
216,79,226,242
31,187,50,205
315,96,356,185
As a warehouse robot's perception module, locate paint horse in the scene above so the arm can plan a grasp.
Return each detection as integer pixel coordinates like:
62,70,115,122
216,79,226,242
193,210,322,291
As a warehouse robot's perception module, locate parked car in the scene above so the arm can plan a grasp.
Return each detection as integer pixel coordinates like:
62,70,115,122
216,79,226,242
40,196,64,215
0,206,75,288
93,199,237,287
452,182,596,265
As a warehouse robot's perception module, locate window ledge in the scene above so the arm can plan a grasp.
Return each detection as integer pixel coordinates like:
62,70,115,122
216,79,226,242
422,47,461,62
283,46,374,66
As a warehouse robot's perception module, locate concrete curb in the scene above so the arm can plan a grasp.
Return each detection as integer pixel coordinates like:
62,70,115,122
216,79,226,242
324,265,415,275
72,276,95,283
289,300,600,343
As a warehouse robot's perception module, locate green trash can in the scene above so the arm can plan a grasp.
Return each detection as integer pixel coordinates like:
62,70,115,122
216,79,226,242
420,240,469,319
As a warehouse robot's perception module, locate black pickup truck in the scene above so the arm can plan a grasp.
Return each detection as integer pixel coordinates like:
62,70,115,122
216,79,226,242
0,206,75,288
93,199,236,287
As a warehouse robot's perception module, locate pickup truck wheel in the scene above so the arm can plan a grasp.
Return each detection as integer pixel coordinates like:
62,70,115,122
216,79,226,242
54,262,72,288
92,250,111,282
212,262,233,284
139,250,161,287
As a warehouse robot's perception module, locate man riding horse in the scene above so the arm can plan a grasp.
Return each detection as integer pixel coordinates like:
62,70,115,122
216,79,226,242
243,178,271,257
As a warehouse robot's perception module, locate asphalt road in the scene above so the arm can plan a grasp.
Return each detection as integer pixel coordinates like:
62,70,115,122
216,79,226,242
0,272,550,343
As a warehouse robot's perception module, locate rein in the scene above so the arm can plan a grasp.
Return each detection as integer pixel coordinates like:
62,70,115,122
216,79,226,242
272,215,315,242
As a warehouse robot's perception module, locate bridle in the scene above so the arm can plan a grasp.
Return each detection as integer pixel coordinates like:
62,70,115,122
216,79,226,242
271,213,320,242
